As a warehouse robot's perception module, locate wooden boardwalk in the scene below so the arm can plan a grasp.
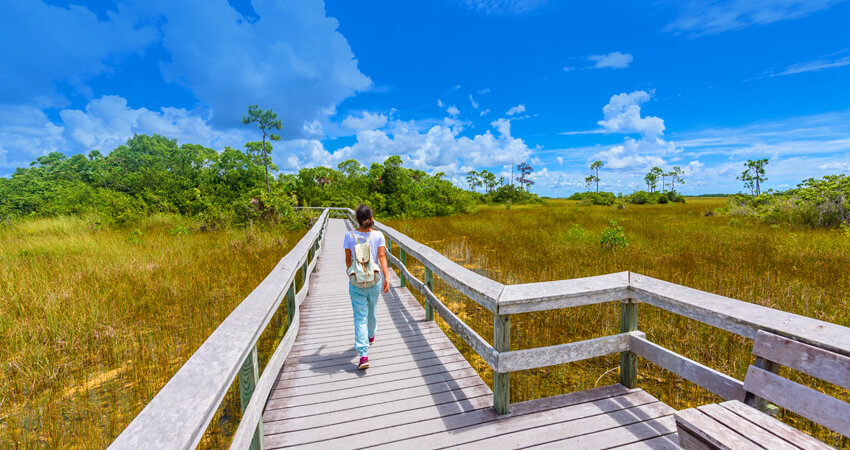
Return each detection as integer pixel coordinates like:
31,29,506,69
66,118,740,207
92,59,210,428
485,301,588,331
261,219,680,449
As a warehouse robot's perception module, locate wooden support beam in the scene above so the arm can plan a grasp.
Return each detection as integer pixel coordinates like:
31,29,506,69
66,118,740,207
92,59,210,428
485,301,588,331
493,313,510,415
424,267,434,321
286,283,296,325
744,356,780,415
619,300,638,388
400,248,407,288
238,346,263,450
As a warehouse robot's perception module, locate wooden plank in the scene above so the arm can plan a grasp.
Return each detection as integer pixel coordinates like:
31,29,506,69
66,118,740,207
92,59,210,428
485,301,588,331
264,368,482,411
111,210,328,449
527,415,677,450
316,385,645,450
612,434,681,449
621,300,638,388
236,346,262,450
697,403,798,450
276,352,470,385
263,385,492,435
399,248,407,287
497,272,631,314
752,329,850,390
744,355,781,412
269,360,474,398
493,313,510,414
674,408,761,450
280,347,463,380
629,335,746,402
497,331,638,373
424,267,434,321
283,340,457,369
263,394,494,447
630,273,850,358
743,365,850,436
719,400,833,450
263,375,487,419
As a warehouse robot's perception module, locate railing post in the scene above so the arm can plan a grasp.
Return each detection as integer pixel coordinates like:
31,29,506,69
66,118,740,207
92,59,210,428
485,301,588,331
286,283,296,324
424,267,434,321
619,300,638,388
400,248,407,288
238,346,263,450
493,313,510,414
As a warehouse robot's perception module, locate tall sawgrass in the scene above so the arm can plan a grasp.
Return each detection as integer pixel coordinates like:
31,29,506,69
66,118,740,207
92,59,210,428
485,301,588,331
0,215,304,447
386,198,849,447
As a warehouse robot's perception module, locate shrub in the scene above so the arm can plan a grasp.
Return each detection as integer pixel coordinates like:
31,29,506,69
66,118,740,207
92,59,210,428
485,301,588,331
629,191,653,205
126,229,143,244
658,195,669,204
566,224,588,241
600,220,629,249
578,191,617,206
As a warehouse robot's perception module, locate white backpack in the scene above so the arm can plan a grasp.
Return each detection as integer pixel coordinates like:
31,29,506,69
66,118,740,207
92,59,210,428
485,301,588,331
347,231,380,288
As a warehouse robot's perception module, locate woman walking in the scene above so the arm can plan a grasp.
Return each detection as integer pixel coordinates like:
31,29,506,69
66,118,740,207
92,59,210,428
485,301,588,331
344,204,390,369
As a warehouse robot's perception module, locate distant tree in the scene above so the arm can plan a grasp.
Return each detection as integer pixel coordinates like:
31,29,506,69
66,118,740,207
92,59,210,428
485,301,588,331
242,105,282,194
590,160,605,194
480,170,498,193
668,166,685,192
738,159,768,195
516,162,534,192
466,170,482,192
645,169,659,193
585,175,595,192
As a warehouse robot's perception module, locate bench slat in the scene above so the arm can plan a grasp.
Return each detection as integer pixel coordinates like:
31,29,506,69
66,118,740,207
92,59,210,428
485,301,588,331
752,330,850,390
719,401,833,450
674,408,761,450
744,366,850,437
697,403,799,450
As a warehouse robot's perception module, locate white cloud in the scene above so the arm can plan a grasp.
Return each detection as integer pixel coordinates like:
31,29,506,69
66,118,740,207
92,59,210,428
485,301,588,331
773,54,850,76
447,105,460,117
563,66,576,72
477,88,491,94
0,105,65,168
341,111,388,130
469,95,479,109
818,161,850,172
665,0,843,36
437,99,444,108
457,0,548,15
598,91,665,137
556,156,563,165
506,104,526,116
587,52,633,69
480,109,491,117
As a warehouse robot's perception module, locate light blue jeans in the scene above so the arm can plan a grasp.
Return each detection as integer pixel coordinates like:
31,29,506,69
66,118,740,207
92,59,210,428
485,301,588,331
349,276,381,357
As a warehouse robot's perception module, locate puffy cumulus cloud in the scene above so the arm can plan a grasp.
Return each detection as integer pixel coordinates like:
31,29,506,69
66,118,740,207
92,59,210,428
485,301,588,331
341,111,388,131
665,0,842,36
131,0,371,136
58,95,250,153
587,52,633,69
0,105,65,169
598,91,665,137
506,104,526,116
273,115,534,177
0,1,157,107
594,138,670,170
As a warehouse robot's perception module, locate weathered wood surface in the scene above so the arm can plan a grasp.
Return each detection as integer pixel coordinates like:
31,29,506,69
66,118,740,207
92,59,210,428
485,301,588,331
630,273,850,357
696,403,798,450
719,400,833,450
261,219,680,449
497,331,639,373
675,407,761,450
111,210,328,450
752,329,850,390
629,335,746,402
743,365,850,436
497,271,631,314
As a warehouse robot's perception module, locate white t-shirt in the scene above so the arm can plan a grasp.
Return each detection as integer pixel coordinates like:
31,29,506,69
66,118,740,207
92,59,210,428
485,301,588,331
343,229,386,264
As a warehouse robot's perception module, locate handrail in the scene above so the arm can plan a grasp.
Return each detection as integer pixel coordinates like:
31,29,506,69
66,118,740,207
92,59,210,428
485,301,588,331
111,209,328,449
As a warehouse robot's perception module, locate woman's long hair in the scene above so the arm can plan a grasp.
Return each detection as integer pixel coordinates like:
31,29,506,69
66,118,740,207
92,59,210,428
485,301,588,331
355,204,374,229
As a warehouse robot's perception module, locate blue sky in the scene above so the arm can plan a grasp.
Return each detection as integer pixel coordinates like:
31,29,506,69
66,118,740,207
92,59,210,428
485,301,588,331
1,0,849,195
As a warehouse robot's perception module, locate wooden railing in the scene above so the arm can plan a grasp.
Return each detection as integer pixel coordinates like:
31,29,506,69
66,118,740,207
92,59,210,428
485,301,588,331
111,209,328,450
113,206,849,448
320,207,850,417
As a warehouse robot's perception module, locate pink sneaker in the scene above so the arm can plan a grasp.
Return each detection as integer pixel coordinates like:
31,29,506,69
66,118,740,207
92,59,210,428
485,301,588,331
369,336,375,345
358,356,370,370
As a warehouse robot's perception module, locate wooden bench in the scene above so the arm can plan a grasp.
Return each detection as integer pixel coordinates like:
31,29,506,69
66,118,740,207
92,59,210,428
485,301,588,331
675,330,850,449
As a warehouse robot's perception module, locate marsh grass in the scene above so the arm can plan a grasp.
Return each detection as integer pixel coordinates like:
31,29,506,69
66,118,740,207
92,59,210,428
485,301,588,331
0,215,304,447
386,198,849,447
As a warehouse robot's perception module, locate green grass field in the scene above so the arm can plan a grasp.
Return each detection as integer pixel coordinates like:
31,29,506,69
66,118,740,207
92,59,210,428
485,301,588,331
0,215,304,448
384,198,849,447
